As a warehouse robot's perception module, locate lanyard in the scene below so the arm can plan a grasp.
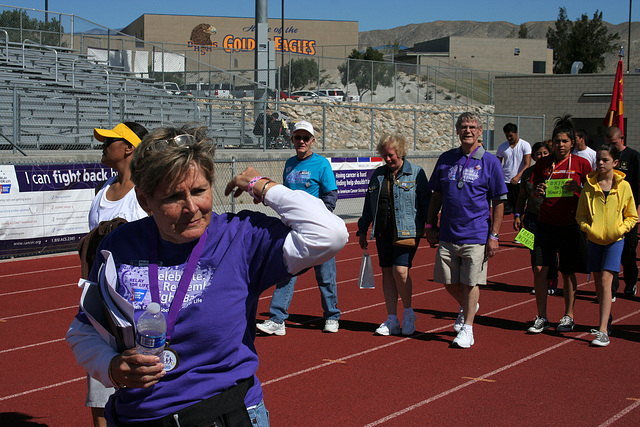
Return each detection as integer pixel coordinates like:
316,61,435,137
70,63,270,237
457,146,480,184
148,227,208,341
546,155,572,183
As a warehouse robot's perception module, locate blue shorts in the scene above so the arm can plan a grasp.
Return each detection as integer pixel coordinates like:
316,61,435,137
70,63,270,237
587,239,624,273
375,236,418,268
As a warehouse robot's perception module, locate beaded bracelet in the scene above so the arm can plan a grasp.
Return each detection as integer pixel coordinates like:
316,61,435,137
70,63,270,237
247,176,264,200
260,180,275,205
108,356,126,389
489,232,500,241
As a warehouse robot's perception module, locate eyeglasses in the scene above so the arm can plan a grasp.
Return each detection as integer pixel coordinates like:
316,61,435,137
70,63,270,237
103,137,124,146
292,135,312,142
147,134,198,151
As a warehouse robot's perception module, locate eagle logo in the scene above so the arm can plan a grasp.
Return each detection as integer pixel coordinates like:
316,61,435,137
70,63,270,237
190,23,217,46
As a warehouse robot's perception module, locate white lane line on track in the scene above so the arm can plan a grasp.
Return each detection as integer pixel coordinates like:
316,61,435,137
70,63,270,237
0,338,66,354
0,305,78,321
0,265,78,278
598,399,640,426
0,377,84,401
0,282,77,297
363,308,640,426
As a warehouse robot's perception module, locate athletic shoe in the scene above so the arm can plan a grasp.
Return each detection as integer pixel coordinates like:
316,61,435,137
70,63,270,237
527,316,550,333
375,319,401,336
453,303,480,333
452,326,474,348
256,320,286,336
590,329,610,347
556,315,575,332
612,296,617,302
547,278,558,295
323,319,339,333
402,312,416,335
624,284,637,297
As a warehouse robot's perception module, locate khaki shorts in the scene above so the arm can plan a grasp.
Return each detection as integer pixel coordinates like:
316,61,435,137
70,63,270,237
433,241,487,286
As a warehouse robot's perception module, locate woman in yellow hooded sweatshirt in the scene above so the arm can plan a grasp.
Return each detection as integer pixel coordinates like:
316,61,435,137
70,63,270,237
576,144,638,347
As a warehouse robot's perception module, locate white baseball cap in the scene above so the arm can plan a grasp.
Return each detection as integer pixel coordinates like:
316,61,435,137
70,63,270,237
292,120,315,136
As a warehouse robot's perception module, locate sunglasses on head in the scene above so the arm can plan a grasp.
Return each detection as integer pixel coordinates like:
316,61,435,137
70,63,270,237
147,134,198,151
292,135,312,142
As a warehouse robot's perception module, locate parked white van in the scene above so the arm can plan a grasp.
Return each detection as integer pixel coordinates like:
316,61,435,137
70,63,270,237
316,88,345,102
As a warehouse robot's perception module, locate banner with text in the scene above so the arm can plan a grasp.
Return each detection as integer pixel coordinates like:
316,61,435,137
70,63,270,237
331,157,383,199
0,163,116,257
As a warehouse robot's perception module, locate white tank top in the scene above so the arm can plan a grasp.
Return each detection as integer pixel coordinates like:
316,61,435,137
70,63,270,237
88,175,148,229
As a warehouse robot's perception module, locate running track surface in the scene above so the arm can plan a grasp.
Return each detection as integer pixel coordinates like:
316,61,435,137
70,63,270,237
1,221,640,426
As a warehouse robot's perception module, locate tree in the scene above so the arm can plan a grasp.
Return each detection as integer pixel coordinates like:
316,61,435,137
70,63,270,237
0,9,64,46
280,58,318,91
547,7,620,74
338,47,393,97
518,23,529,39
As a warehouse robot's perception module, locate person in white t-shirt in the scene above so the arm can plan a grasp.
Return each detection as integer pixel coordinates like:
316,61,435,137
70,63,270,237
88,122,149,229
496,123,531,215
85,121,149,427
572,129,596,171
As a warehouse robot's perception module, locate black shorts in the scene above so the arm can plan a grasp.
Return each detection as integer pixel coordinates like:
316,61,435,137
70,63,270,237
375,236,418,268
533,222,588,275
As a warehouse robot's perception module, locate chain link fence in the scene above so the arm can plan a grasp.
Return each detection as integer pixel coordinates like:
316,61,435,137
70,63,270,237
0,4,522,110
210,155,440,224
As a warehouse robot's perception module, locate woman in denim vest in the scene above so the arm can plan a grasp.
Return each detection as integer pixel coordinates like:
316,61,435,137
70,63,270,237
357,134,431,336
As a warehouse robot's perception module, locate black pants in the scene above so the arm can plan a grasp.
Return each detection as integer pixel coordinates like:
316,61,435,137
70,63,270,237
612,223,639,294
504,183,519,215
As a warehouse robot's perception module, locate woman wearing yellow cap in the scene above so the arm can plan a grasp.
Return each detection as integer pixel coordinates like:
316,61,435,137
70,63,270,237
85,121,149,427
88,122,149,229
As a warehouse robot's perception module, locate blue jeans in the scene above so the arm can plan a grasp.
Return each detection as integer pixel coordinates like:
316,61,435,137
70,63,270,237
108,401,270,427
269,257,340,322
247,399,269,427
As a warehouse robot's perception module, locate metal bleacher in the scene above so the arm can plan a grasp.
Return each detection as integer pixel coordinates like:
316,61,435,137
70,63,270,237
0,34,258,153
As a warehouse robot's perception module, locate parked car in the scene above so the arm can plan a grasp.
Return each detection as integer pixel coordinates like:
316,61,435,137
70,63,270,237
183,83,231,98
290,90,319,101
280,91,299,100
150,82,184,95
344,94,361,102
316,88,345,102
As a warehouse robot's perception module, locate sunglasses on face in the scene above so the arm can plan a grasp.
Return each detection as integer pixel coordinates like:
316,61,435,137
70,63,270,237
146,134,198,151
103,137,124,146
292,135,312,142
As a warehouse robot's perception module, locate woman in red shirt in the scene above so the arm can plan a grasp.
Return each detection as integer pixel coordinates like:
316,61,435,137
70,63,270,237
526,116,592,334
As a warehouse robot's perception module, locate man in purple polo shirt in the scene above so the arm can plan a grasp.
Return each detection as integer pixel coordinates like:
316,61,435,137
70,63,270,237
425,112,507,348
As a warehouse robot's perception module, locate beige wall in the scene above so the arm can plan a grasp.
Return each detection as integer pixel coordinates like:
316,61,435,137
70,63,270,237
121,14,358,71
404,36,552,74
448,37,552,74
494,73,639,150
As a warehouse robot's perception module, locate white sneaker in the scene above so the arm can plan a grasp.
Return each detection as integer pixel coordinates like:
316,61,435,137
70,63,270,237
375,319,401,336
323,319,339,333
256,319,285,336
402,312,416,335
452,326,474,348
454,303,479,333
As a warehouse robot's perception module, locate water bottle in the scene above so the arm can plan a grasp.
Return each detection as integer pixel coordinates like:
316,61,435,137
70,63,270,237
135,302,166,356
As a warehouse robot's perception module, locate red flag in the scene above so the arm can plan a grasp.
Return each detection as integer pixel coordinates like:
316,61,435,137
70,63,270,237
604,59,624,135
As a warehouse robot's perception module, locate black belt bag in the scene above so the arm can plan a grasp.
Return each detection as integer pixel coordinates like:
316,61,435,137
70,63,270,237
116,376,254,427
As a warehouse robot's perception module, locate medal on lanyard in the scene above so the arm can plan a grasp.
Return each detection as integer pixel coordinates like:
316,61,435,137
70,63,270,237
148,227,208,372
457,146,480,189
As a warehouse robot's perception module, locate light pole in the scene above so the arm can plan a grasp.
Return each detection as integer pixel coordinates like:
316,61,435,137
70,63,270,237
628,0,632,72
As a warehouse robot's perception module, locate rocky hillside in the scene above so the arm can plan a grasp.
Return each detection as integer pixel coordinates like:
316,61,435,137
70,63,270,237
359,20,640,73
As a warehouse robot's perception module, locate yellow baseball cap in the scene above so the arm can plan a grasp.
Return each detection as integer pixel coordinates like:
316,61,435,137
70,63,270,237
94,123,142,147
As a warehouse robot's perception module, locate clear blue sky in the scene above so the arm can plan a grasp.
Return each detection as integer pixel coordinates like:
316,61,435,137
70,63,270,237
10,1,640,31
